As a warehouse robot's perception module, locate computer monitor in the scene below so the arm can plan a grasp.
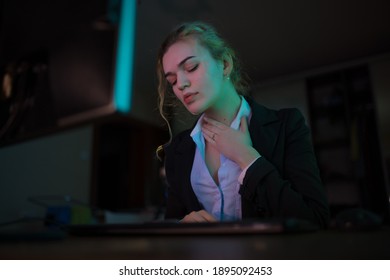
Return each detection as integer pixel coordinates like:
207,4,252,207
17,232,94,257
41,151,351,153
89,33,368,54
0,0,137,144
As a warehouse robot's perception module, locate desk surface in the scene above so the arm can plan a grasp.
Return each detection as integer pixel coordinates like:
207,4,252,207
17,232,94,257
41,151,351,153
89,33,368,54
1,228,390,259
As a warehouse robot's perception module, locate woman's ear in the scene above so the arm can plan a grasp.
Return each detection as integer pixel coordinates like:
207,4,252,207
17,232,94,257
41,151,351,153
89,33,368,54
223,54,233,78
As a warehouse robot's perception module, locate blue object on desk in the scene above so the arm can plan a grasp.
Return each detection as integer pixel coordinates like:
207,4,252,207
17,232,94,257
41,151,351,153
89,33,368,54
46,206,71,226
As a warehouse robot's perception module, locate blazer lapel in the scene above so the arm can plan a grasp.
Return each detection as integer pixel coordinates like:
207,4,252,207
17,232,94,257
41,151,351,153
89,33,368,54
173,133,201,208
247,98,281,161
175,133,196,178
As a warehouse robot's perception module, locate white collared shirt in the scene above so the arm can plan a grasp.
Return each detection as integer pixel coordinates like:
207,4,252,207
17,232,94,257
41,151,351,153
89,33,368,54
190,96,252,221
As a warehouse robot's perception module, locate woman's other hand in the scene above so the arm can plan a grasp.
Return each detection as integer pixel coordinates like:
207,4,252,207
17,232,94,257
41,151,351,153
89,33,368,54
180,210,217,223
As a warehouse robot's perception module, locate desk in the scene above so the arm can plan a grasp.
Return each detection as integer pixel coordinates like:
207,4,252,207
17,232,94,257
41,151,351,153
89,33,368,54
1,228,390,259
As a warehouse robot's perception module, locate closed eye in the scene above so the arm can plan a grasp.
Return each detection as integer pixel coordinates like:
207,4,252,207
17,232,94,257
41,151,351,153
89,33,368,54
187,64,199,72
165,62,198,87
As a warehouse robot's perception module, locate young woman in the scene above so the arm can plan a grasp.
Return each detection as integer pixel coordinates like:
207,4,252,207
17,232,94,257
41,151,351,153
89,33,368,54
156,22,330,228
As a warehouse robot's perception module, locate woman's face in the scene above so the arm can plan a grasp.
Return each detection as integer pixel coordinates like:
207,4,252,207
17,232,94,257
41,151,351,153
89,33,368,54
162,37,227,115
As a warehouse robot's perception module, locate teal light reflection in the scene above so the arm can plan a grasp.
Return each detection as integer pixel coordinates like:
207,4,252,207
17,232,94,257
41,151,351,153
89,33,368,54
113,0,136,113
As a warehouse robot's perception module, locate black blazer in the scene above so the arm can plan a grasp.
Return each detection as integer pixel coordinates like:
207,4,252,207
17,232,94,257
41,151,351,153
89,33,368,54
164,98,330,228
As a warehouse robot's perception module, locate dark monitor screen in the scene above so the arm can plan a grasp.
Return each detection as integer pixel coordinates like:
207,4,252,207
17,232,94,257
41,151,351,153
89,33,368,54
0,0,136,145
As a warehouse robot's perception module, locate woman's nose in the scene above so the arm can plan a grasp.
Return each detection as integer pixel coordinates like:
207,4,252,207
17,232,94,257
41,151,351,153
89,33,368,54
177,73,190,90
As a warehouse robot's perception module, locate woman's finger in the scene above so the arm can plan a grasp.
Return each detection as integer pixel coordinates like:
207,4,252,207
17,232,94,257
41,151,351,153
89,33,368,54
198,210,217,222
201,127,217,143
203,117,227,132
181,210,216,223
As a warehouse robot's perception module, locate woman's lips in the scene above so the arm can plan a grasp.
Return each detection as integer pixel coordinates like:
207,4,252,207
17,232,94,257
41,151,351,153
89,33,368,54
183,92,198,104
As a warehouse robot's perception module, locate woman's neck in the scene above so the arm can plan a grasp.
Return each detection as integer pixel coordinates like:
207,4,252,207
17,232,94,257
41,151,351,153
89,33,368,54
204,87,242,126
